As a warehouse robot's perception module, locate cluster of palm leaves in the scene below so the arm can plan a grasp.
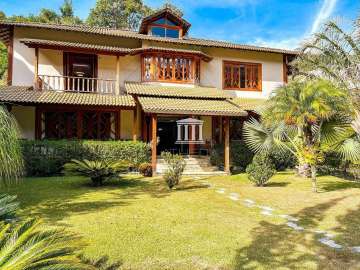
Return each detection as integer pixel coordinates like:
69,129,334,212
243,80,360,192
292,17,360,107
64,159,129,186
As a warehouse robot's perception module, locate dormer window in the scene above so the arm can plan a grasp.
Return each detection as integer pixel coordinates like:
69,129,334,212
139,6,191,39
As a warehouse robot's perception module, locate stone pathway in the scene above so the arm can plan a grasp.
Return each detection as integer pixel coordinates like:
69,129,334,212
196,178,360,254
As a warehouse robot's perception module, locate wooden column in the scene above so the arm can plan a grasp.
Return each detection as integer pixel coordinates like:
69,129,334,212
283,54,288,84
34,47,39,89
7,26,13,86
132,107,138,141
76,111,83,139
224,116,230,174
116,110,121,140
151,114,158,174
115,55,120,95
35,107,42,140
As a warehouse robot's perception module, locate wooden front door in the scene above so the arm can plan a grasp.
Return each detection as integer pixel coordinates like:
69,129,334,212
64,52,97,91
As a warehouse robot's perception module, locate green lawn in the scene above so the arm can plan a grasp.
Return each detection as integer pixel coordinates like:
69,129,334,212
4,172,360,269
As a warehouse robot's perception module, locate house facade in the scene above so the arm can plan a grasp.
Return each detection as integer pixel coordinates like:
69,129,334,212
0,7,297,174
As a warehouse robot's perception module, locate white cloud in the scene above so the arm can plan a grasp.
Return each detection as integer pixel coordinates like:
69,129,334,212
310,0,338,34
252,37,302,50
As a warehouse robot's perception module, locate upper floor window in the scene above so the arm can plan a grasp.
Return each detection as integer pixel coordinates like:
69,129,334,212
142,54,200,84
223,61,262,91
149,17,181,38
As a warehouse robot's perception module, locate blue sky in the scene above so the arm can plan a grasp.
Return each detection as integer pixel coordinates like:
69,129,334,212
0,0,359,49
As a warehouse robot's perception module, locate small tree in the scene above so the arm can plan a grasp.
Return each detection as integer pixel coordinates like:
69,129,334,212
161,152,186,189
246,152,276,186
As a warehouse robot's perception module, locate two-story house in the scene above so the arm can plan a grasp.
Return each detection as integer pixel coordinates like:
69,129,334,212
0,7,297,174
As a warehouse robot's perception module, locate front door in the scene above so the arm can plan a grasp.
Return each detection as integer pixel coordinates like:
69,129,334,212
64,52,97,91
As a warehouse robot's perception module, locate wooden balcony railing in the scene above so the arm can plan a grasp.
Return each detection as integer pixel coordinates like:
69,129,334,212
37,75,118,94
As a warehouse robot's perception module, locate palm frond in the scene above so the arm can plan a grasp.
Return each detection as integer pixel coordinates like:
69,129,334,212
0,194,19,222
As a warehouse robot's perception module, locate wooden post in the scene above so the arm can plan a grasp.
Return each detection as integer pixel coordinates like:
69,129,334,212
151,114,157,174
116,110,121,140
76,111,83,139
132,107,138,141
115,55,120,95
283,54,288,84
224,116,230,174
7,26,13,86
34,47,39,89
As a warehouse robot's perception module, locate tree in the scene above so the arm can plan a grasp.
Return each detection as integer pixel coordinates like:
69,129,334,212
243,79,360,192
59,0,82,25
292,16,360,107
87,0,152,30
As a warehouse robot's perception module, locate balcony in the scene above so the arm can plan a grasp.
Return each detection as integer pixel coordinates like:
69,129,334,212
37,75,118,95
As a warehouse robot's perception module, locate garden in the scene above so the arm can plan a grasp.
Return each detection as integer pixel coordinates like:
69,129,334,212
1,12,360,270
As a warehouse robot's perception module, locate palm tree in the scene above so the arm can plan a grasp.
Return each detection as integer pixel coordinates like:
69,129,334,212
292,17,360,106
244,79,360,192
0,219,88,270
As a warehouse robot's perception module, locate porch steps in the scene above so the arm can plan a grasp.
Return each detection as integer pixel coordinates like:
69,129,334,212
156,156,227,176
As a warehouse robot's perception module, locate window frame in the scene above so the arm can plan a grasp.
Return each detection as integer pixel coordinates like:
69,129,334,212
147,16,183,38
222,60,262,91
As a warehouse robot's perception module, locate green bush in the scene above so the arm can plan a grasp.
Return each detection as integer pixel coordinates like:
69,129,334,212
269,148,297,171
138,162,153,177
246,152,276,186
161,152,186,189
21,140,151,176
64,159,129,186
210,141,254,172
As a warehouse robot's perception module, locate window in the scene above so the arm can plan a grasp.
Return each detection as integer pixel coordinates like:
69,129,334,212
38,109,119,140
223,61,262,91
148,16,181,38
142,54,200,84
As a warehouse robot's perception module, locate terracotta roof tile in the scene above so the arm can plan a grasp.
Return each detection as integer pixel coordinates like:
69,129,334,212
0,86,135,107
138,96,247,116
232,97,267,111
125,82,230,99
0,21,298,55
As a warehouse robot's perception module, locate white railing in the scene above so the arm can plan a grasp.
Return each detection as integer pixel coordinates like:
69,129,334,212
37,75,117,94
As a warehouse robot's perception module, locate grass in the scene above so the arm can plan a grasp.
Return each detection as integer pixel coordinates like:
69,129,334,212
3,172,360,269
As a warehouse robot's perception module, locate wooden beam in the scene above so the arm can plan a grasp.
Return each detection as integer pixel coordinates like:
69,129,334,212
7,26,13,86
115,55,120,95
224,116,230,174
132,107,138,141
34,47,39,89
151,114,157,174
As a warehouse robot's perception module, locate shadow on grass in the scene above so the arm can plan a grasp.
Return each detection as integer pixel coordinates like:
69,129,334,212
232,196,360,270
265,181,290,187
319,180,360,192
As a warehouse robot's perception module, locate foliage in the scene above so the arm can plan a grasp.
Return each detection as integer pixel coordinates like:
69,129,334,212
0,106,23,186
79,254,122,270
210,141,254,172
64,159,129,186
269,147,297,171
244,79,360,192
0,194,19,222
161,152,186,189
246,152,276,186
292,17,360,107
0,43,6,84
138,162,152,177
21,140,150,176
0,218,87,270
87,0,152,30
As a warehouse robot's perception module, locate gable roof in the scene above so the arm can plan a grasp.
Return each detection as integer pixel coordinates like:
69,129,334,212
0,21,298,55
125,82,231,99
139,6,191,35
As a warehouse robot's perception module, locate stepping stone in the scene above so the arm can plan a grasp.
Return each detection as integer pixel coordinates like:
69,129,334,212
261,210,273,216
286,222,304,231
318,238,343,249
259,206,274,211
216,188,226,194
229,192,239,197
228,195,239,201
279,214,299,222
314,230,327,234
351,246,360,253
244,199,255,204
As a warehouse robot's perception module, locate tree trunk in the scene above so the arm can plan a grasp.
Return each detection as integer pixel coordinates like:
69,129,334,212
311,165,317,193
297,163,311,178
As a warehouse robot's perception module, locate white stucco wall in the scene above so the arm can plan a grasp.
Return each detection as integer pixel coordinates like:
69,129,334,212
11,106,35,139
201,48,284,99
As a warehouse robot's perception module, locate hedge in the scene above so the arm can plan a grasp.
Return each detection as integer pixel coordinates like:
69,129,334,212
21,140,151,176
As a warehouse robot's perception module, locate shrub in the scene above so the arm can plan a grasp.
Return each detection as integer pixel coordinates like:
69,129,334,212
161,152,186,189
21,140,151,176
64,159,129,186
138,162,153,177
246,152,276,186
210,141,254,172
269,147,297,171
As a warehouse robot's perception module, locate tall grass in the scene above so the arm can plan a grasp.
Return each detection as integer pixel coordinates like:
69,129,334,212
0,106,23,186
